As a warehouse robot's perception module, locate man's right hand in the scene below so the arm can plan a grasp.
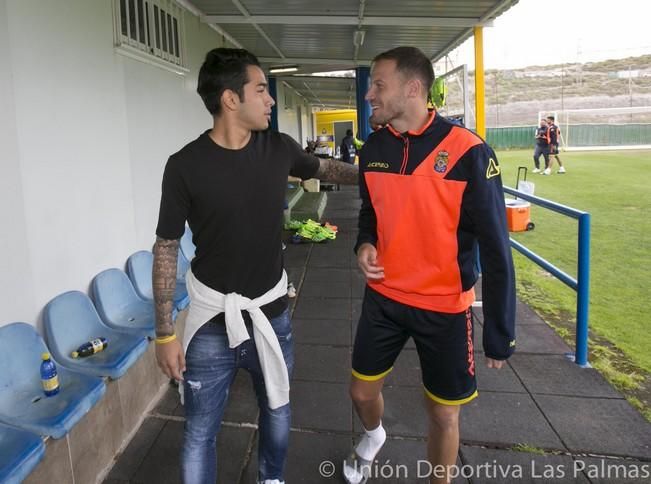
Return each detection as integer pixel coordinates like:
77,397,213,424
357,243,385,281
155,338,186,381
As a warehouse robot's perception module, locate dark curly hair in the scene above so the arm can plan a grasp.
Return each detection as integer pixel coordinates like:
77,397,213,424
197,48,261,116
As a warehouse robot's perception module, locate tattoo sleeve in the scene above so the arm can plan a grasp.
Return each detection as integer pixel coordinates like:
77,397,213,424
152,236,180,337
314,159,359,185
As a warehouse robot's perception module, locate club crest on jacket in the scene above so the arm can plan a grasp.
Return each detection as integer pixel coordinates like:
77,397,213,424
434,151,449,173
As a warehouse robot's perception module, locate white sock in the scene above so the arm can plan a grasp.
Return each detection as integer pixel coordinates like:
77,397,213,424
355,423,386,461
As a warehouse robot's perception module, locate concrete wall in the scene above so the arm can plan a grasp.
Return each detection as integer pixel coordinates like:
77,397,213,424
275,80,312,147
0,0,316,330
0,0,223,328
0,0,36,322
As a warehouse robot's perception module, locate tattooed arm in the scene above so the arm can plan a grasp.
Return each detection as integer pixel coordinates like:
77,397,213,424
153,236,180,336
314,158,359,185
152,236,185,380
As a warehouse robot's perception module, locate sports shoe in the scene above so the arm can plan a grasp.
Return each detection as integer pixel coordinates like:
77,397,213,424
543,168,551,175
532,168,541,173
558,166,566,174
343,427,386,484
258,480,284,484
343,451,373,484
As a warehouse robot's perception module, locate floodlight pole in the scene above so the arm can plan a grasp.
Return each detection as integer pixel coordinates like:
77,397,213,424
561,64,565,111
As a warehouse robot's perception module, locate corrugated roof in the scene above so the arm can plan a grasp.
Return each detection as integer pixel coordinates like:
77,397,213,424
186,0,519,108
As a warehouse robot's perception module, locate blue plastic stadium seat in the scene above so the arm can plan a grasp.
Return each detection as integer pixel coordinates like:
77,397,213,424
0,423,45,484
177,249,191,278
180,225,196,262
176,227,194,312
91,268,155,337
43,291,148,379
126,250,155,301
0,323,106,439
126,250,189,314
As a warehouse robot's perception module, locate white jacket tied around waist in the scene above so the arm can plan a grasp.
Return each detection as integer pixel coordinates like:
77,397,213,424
181,269,289,409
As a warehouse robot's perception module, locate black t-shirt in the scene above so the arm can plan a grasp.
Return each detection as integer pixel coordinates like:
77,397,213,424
156,129,320,320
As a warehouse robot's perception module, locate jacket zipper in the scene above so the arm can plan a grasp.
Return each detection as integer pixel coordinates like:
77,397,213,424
399,136,409,174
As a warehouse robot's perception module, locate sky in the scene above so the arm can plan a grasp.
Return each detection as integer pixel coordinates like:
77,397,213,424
443,0,651,71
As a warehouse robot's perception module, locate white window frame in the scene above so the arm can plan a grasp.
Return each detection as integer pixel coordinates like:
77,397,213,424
112,0,188,75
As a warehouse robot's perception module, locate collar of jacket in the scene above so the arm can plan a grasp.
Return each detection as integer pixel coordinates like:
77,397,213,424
386,109,437,139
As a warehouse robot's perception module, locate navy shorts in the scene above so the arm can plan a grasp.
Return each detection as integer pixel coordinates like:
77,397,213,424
352,287,478,405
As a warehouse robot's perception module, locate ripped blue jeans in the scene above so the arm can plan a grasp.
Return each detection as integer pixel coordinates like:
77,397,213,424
181,309,293,484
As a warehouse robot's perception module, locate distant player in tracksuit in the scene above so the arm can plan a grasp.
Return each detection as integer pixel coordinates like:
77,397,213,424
533,118,551,174
343,46,516,484
340,129,356,164
546,115,566,173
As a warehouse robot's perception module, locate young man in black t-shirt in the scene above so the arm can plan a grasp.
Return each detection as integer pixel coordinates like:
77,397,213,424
153,48,357,484
546,115,566,173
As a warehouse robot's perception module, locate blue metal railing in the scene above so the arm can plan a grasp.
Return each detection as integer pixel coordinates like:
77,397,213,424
503,185,591,367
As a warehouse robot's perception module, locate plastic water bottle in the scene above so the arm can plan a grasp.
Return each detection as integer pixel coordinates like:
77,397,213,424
71,337,108,358
40,353,60,397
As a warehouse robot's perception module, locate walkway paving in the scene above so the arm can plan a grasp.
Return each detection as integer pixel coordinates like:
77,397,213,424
104,186,651,484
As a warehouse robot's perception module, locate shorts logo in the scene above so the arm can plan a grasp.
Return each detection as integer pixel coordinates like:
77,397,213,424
466,310,475,377
434,151,449,173
486,157,501,179
367,161,389,169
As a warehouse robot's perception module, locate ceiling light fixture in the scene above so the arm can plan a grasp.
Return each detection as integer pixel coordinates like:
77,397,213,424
353,30,366,47
269,65,298,74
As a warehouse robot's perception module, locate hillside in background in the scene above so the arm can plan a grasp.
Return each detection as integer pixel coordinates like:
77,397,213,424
440,54,651,127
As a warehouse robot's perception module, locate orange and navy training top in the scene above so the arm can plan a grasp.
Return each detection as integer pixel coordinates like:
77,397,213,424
355,111,516,360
